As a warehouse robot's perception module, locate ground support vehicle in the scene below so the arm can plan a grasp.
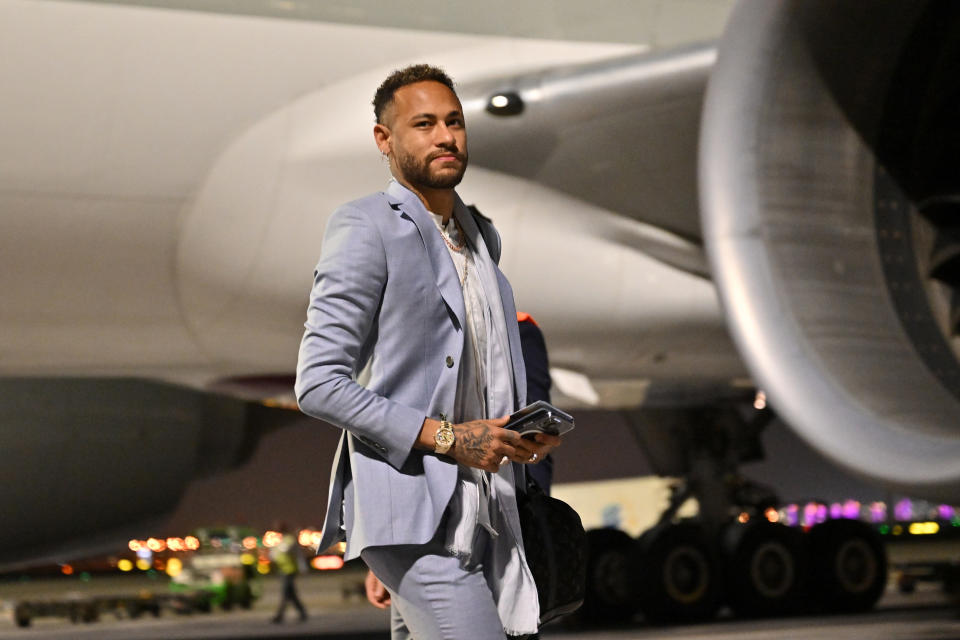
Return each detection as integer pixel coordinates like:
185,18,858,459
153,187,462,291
10,590,213,628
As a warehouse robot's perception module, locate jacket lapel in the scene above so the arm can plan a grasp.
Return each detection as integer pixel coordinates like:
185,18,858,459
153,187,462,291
386,181,465,331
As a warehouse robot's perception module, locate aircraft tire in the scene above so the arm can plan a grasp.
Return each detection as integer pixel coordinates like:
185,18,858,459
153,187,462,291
630,521,720,623
578,528,638,624
808,519,887,612
721,520,808,617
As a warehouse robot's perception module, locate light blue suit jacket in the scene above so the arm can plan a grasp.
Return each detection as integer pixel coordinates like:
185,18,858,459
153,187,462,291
295,181,527,560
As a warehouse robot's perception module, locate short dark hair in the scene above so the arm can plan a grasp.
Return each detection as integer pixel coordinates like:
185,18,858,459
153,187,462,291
373,64,456,124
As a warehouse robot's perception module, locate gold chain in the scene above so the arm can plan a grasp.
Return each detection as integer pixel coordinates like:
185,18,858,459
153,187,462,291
437,218,465,253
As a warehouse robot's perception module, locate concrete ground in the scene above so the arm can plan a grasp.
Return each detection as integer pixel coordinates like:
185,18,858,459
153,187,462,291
0,560,957,639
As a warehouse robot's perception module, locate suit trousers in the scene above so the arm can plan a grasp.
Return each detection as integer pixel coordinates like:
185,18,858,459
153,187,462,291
362,522,529,640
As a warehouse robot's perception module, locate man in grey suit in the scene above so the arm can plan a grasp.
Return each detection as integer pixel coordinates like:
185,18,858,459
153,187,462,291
295,65,561,639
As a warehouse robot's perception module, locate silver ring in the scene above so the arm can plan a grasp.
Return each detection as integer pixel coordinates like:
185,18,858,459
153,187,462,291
529,453,539,463
499,455,509,466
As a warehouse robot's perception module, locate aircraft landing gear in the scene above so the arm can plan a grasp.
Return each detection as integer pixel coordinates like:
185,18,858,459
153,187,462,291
576,402,888,626
579,528,638,624
721,520,807,617
808,518,887,613
630,521,720,623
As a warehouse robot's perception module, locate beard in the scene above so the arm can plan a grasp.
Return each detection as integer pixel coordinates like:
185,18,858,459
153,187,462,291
395,147,468,190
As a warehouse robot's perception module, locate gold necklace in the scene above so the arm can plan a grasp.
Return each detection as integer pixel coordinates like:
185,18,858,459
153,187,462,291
434,216,468,285
437,218,465,253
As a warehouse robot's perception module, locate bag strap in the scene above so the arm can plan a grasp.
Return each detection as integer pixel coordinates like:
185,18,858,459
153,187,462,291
467,204,501,264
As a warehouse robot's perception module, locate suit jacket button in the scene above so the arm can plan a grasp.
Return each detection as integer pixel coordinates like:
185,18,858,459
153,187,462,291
445,356,454,368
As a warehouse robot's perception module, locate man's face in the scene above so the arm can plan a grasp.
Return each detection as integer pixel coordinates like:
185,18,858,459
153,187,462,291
378,81,468,190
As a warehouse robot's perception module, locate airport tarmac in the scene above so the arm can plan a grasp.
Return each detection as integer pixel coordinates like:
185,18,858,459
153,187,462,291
1,605,960,640
0,564,958,640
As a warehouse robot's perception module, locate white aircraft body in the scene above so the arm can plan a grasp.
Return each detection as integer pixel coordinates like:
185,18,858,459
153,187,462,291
0,0,734,557
1,0,737,395
3,0,960,623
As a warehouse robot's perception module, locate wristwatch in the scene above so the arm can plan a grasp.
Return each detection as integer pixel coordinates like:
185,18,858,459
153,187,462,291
434,419,455,455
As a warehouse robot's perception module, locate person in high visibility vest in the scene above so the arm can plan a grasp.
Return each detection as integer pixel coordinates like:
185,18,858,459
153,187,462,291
270,521,307,624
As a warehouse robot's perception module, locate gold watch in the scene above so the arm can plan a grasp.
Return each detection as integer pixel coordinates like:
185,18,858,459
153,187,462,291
434,419,455,455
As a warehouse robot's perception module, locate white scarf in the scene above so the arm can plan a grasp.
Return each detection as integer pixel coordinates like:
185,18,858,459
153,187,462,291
429,208,539,636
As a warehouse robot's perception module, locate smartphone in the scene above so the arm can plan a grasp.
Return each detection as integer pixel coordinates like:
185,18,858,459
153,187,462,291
505,400,575,439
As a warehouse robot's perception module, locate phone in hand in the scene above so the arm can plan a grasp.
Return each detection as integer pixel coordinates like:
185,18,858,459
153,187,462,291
505,400,575,439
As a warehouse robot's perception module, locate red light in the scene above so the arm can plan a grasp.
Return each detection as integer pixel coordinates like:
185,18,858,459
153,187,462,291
60,564,74,576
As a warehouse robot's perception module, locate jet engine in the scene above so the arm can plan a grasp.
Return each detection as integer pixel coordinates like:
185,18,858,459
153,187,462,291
701,0,960,501
0,379,281,569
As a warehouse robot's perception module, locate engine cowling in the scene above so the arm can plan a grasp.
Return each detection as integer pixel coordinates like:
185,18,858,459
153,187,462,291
0,379,274,570
701,0,960,500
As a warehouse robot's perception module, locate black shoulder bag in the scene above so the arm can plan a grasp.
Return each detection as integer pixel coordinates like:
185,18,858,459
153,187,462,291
517,475,588,625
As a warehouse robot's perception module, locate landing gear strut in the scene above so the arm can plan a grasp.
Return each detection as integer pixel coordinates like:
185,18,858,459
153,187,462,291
578,401,887,625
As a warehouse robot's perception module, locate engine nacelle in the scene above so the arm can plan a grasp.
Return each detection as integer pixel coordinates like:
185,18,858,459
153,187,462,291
0,379,269,569
701,0,960,500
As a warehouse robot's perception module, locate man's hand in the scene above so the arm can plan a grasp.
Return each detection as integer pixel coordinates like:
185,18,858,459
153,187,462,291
365,569,391,609
514,431,562,466
453,420,561,471
417,416,562,471
450,416,517,471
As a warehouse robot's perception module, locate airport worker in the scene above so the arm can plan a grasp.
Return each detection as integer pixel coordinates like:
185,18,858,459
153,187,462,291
516,312,554,495
269,521,308,624
295,64,562,639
